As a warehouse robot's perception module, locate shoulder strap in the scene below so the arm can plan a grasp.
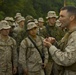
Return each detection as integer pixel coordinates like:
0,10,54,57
28,36,46,75
28,36,44,63
24,38,29,60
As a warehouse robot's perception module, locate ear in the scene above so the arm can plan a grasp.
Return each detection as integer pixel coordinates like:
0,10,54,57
70,15,75,21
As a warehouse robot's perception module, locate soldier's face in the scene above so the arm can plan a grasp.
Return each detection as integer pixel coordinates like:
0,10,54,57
48,17,56,25
38,22,44,27
59,10,71,29
28,27,37,37
19,21,25,28
1,29,10,36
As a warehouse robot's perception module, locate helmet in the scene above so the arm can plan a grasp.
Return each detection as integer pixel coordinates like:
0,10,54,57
46,11,58,19
0,20,11,30
27,22,37,30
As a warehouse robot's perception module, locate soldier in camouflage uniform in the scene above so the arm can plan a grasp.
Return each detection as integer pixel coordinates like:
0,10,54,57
25,15,35,37
14,13,22,27
13,16,25,47
25,15,34,24
14,13,22,22
19,22,48,75
5,17,15,37
13,16,25,75
44,6,76,75
37,17,46,36
41,11,64,41
40,11,65,75
0,20,17,75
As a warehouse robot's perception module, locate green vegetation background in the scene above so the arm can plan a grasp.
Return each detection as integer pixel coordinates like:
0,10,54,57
0,0,76,20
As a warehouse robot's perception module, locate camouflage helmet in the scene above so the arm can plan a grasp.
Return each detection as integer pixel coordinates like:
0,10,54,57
5,17,14,22
46,11,58,19
14,13,22,18
25,15,34,23
17,16,25,23
27,22,37,30
38,17,44,22
0,20,11,30
5,17,15,27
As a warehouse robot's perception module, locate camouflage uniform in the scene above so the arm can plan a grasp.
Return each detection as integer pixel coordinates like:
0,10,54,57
19,22,48,75
13,17,25,75
5,17,16,37
0,20,17,75
0,36,17,75
13,16,25,48
37,17,45,36
49,28,76,75
41,24,64,41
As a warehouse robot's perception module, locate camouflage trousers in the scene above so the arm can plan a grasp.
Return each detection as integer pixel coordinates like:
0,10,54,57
28,69,45,75
18,65,45,75
0,69,12,75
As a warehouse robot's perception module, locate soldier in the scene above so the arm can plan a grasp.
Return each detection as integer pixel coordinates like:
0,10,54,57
13,16,25,42
13,16,25,55
14,12,22,27
25,15,34,36
19,22,48,75
25,15,34,24
14,13,22,21
0,20,18,75
37,17,45,36
5,17,15,37
41,11,64,41
5,17,15,26
25,15,34,25
13,16,25,75
43,6,76,75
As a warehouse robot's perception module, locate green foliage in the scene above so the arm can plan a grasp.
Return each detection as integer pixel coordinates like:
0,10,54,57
22,0,37,17
0,0,76,19
0,11,5,20
66,0,76,6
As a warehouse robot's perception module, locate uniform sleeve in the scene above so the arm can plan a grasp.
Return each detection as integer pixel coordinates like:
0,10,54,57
49,34,76,66
44,46,48,64
12,39,18,67
19,39,27,70
41,37,49,64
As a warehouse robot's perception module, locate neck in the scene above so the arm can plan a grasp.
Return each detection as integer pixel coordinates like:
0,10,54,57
19,24,24,28
29,35,37,39
68,21,76,31
1,34,8,41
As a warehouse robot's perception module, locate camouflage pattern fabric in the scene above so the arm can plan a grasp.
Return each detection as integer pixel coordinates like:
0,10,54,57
19,35,48,75
49,29,76,75
0,35,17,75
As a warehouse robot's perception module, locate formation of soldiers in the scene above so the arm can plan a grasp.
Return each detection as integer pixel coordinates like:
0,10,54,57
0,7,66,75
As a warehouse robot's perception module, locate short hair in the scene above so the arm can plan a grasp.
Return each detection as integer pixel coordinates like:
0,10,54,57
60,6,76,16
